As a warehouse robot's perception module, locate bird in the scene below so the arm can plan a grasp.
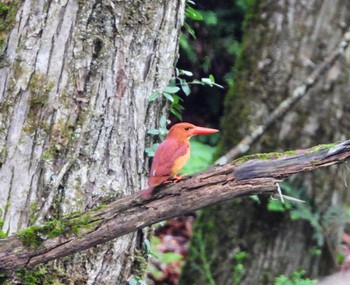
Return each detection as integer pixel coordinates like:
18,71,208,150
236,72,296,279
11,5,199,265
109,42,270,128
141,122,219,199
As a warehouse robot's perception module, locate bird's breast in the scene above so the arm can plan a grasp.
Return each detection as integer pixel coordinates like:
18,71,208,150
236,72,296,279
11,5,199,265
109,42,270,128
170,149,190,176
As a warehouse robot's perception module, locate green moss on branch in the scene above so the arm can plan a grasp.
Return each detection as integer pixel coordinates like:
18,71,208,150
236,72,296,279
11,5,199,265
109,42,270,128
17,213,96,248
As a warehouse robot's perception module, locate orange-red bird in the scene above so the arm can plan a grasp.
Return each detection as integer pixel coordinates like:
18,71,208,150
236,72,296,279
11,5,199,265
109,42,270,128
141,122,219,199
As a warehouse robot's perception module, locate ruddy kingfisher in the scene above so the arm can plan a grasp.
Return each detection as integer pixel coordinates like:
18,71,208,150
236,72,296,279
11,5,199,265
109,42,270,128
141,122,219,199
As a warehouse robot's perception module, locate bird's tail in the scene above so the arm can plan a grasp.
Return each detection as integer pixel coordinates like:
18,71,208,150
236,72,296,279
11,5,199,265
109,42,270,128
141,176,170,200
140,186,155,200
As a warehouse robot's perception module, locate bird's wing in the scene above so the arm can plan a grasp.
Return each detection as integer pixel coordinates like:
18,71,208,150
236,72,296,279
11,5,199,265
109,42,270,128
148,139,188,184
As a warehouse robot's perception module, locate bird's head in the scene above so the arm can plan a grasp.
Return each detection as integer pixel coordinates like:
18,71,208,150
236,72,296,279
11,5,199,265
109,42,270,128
167,122,219,141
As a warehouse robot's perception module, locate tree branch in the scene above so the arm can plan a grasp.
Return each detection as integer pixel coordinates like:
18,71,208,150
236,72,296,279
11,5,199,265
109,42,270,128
1,140,350,273
216,29,350,165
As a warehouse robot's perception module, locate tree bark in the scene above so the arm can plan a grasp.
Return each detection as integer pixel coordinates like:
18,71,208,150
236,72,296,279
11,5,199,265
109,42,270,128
0,140,349,274
0,0,184,283
181,1,350,285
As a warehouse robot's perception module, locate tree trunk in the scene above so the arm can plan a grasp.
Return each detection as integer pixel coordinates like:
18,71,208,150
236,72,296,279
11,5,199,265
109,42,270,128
0,0,184,283
181,1,350,284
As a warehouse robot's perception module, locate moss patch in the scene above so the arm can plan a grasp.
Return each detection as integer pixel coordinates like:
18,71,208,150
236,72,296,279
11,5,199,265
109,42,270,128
233,149,298,164
22,72,54,133
0,1,21,54
15,265,66,285
17,213,95,248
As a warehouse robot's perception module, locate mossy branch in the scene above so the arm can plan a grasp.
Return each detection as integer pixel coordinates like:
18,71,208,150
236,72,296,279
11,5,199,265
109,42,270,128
0,140,350,274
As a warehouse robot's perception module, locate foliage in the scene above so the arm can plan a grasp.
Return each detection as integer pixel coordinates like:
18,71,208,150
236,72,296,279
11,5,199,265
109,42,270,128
127,276,147,285
184,0,203,38
267,181,346,247
145,115,168,157
148,235,184,271
130,236,184,285
181,140,217,174
232,251,248,285
274,270,317,285
148,69,223,120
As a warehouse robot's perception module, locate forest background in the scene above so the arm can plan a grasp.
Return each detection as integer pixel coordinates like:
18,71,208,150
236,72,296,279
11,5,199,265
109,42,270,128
0,0,350,285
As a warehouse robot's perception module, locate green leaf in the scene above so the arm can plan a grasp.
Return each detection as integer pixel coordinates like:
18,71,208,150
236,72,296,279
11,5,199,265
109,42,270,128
185,6,203,20
170,108,182,120
161,252,183,264
179,69,193,77
209,74,215,82
163,92,174,102
168,78,177,87
148,91,159,101
191,79,202,84
180,81,191,96
250,195,261,204
267,199,285,212
128,278,138,285
337,253,345,264
159,115,167,127
201,77,213,86
144,239,151,254
172,94,180,104
145,143,159,157
200,10,218,26
310,248,321,256
172,103,185,112
159,127,168,136
234,251,248,261
164,86,180,94
147,129,160,135
184,22,196,39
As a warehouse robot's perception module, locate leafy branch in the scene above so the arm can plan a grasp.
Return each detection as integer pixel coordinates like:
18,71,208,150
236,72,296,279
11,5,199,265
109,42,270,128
148,69,223,120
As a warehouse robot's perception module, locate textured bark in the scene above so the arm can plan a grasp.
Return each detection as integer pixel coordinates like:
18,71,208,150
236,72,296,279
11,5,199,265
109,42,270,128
0,0,184,283
0,140,349,274
181,1,350,285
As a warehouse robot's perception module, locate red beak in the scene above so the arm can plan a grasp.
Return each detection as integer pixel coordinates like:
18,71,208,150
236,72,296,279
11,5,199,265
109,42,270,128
191,126,219,136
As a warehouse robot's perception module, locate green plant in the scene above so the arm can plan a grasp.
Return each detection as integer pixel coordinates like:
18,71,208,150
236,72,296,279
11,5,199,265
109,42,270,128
274,270,317,285
127,276,147,285
148,69,223,120
267,182,347,247
149,236,183,265
145,115,168,157
181,140,217,174
184,0,203,38
232,251,248,285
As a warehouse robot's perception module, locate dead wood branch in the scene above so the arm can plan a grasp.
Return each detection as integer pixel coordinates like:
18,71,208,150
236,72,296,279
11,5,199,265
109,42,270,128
0,140,350,273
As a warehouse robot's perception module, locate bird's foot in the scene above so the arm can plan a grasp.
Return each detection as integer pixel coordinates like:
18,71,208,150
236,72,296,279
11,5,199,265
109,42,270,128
173,174,186,183
162,175,186,184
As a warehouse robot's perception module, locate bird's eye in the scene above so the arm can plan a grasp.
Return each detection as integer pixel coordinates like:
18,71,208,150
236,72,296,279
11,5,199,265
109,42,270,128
184,127,190,131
